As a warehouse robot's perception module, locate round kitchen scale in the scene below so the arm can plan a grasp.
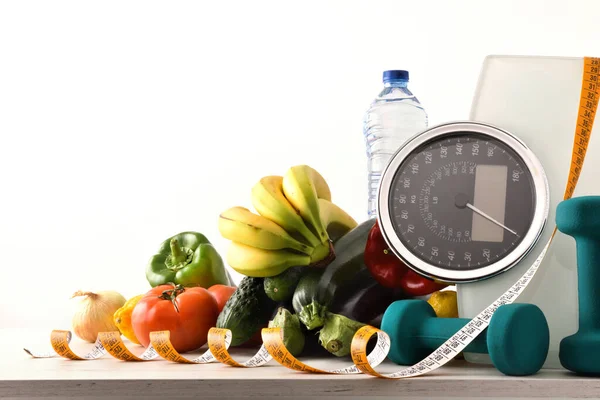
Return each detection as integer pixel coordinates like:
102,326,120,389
377,121,550,284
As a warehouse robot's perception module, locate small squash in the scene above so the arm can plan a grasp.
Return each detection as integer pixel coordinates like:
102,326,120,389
113,294,144,345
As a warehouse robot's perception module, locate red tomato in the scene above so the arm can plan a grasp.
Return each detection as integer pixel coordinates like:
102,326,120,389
131,284,219,353
207,284,236,313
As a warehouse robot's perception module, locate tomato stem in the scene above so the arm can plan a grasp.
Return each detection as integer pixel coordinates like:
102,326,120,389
158,283,185,313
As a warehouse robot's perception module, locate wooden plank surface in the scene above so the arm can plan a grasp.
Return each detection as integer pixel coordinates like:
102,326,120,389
1,328,599,399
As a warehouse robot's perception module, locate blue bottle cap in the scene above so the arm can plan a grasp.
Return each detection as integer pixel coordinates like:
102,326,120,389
383,70,409,82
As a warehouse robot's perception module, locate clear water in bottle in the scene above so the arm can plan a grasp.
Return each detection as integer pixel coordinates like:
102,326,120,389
363,70,428,218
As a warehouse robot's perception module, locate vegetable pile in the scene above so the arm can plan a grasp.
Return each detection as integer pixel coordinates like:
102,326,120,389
69,164,452,357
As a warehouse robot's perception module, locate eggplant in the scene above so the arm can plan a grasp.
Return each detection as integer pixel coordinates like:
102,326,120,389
329,268,405,327
316,274,405,358
291,219,405,329
290,219,412,357
292,219,376,330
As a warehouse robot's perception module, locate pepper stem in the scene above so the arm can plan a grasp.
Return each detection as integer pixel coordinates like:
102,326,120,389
170,238,187,265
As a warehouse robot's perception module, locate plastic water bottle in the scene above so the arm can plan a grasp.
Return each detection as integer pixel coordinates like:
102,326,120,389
363,70,428,218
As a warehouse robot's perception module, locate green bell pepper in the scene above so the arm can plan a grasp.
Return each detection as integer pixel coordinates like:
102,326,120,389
146,231,231,288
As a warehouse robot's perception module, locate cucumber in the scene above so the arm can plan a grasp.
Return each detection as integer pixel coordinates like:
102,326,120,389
264,266,305,302
216,276,276,346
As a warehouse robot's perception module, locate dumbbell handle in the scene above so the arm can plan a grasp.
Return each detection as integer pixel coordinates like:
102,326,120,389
573,237,600,331
556,196,600,333
421,318,488,354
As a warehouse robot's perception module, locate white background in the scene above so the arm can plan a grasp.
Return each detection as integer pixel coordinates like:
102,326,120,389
1,0,600,330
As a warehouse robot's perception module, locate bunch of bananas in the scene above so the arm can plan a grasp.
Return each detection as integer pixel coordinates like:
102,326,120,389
219,165,358,277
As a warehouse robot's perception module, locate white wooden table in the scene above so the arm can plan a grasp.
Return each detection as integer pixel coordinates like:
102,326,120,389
1,328,598,399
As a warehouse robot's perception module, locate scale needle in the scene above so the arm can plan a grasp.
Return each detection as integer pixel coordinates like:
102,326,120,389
466,203,518,236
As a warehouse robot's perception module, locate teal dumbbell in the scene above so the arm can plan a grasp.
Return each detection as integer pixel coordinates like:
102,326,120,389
381,299,549,376
556,196,600,375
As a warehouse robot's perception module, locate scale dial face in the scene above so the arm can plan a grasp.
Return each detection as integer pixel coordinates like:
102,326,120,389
378,122,549,283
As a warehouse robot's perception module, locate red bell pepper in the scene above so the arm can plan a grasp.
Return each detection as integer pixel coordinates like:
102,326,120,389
364,221,449,296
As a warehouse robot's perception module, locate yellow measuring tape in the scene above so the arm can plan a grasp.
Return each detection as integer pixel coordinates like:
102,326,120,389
25,57,599,378
565,57,597,199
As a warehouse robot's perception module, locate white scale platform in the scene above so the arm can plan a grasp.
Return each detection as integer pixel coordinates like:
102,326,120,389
458,55,600,369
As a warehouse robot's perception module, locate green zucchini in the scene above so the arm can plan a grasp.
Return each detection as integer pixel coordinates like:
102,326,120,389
264,266,305,302
268,307,305,356
292,267,326,323
292,219,376,330
216,276,276,346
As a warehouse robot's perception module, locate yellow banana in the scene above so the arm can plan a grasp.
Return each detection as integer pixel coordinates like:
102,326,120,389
251,176,321,247
318,198,358,242
282,165,330,244
226,242,311,277
219,206,314,255
309,167,332,202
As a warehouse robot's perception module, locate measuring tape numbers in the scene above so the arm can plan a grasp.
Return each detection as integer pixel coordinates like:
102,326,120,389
205,328,272,367
24,330,107,360
99,331,159,361
23,330,160,361
261,327,386,374
142,328,270,366
565,57,598,199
